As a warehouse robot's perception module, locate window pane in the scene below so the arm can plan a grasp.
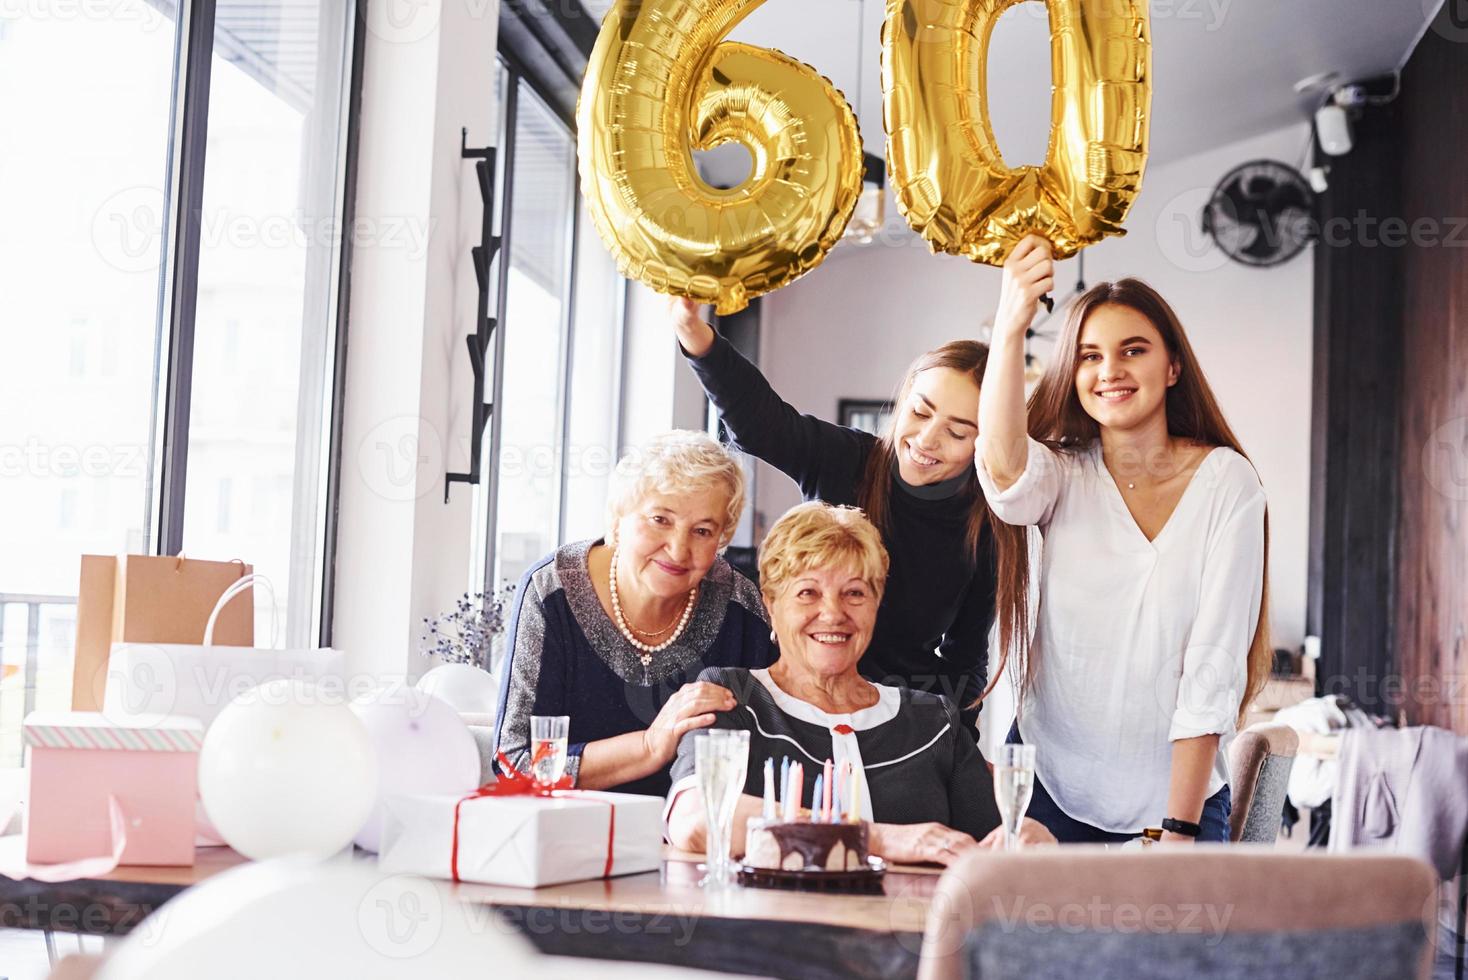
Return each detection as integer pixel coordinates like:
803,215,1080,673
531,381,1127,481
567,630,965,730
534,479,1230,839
0,4,177,764
492,84,576,588
182,0,353,646
469,62,511,591
562,204,623,543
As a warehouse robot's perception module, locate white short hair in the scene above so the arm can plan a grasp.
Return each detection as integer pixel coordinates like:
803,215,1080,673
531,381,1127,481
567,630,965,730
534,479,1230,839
605,430,745,548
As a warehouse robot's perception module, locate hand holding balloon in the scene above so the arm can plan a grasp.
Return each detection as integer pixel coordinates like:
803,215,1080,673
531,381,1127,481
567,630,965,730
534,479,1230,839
995,236,1055,342
667,296,716,359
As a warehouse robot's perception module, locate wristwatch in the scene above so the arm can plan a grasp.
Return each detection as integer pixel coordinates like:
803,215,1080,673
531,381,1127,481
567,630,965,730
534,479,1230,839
1160,817,1202,838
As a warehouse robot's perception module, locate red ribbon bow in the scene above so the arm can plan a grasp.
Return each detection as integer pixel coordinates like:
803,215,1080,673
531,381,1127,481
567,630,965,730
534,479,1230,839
449,751,616,884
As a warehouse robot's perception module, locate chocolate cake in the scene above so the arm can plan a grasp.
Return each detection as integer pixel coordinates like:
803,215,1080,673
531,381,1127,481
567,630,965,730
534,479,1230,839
743,819,870,872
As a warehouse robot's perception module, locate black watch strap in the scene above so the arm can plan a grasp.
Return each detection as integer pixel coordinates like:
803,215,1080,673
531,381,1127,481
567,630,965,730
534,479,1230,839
1161,817,1202,838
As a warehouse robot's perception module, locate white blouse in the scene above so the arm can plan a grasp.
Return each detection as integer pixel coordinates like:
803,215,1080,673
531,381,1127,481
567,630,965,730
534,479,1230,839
977,437,1267,833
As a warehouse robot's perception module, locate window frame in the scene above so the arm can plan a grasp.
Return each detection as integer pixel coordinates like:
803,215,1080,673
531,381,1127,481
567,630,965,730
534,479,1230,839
144,0,363,647
478,39,628,596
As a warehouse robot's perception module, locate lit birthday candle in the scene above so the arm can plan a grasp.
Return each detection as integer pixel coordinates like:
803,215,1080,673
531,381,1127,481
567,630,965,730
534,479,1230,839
786,762,803,821
849,765,863,824
811,774,823,824
779,756,790,813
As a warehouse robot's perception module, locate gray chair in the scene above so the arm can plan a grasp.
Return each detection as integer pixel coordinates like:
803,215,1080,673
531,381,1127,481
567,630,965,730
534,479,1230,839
1228,723,1299,843
918,848,1439,980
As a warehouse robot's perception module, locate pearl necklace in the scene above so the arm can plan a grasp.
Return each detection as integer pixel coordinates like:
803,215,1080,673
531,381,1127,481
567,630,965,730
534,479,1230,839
608,546,697,666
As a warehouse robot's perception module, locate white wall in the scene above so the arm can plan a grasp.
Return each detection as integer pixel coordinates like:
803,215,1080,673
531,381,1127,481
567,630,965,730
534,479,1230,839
333,0,499,682
754,123,1314,651
619,281,715,455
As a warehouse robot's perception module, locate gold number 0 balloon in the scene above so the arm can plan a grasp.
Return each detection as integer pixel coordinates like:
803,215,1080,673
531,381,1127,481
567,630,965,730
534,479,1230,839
883,0,1152,265
577,1,865,315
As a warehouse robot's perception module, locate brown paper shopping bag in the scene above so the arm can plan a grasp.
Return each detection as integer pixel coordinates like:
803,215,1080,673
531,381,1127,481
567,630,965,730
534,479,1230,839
71,555,254,711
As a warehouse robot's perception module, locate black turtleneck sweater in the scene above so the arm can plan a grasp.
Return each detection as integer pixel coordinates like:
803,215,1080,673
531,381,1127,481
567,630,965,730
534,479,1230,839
685,335,998,726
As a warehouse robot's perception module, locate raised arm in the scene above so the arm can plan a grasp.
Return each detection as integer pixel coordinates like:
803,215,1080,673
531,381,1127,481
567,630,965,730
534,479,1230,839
668,296,866,493
978,236,1053,490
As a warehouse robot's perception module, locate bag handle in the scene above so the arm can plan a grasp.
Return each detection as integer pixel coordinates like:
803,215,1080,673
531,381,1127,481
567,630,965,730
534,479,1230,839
204,573,279,648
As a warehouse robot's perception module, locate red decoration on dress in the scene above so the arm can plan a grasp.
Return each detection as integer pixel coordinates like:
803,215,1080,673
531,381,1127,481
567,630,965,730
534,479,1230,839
832,724,854,735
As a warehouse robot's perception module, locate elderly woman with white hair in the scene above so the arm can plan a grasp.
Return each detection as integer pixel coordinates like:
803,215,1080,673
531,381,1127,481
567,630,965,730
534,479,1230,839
493,431,774,796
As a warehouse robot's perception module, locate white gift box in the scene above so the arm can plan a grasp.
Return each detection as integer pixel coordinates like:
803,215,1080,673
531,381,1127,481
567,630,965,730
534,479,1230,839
377,790,664,888
102,643,348,728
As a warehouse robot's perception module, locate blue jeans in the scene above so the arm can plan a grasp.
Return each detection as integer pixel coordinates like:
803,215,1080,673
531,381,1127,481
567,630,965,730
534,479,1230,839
1005,722,1232,844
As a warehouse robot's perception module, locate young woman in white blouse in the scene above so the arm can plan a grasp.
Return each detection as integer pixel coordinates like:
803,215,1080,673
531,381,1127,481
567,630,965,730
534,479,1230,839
975,235,1270,844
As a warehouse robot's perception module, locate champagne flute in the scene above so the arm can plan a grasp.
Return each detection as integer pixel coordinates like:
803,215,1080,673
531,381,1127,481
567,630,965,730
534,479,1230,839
530,715,570,787
993,743,1036,851
696,729,750,887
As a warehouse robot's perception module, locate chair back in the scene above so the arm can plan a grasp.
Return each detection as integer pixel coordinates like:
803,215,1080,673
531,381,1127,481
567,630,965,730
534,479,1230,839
917,848,1438,980
1228,723,1300,843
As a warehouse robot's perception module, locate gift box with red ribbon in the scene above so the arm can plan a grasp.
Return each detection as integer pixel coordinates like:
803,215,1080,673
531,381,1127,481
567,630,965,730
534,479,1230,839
376,753,663,888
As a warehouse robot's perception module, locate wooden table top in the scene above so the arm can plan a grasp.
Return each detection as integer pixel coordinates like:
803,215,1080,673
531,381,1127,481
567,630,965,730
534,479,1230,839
14,844,941,937
6,847,942,978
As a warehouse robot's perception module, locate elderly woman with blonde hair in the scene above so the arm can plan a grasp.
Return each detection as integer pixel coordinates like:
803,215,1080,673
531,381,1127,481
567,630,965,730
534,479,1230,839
665,502,1053,865
493,431,774,795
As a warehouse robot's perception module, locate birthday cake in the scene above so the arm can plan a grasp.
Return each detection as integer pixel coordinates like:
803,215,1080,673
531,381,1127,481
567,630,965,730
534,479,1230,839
743,819,870,872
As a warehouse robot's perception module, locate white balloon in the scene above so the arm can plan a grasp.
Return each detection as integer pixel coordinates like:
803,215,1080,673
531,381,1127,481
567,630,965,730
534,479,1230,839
199,679,376,860
349,687,482,852
95,858,545,979
414,663,498,717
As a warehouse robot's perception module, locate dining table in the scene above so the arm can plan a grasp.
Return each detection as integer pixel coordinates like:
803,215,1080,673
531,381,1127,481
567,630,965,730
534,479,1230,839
0,846,944,980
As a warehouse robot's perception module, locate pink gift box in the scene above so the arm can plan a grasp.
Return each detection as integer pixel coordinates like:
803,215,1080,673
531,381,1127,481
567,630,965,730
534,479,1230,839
24,712,202,867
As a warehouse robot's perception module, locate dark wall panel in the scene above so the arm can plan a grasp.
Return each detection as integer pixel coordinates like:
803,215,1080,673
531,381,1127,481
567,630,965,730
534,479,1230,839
1392,19,1468,735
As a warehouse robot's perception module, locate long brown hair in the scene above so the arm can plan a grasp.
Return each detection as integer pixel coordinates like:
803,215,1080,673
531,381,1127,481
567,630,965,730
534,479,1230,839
1020,278,1273,724
855,341,1031,707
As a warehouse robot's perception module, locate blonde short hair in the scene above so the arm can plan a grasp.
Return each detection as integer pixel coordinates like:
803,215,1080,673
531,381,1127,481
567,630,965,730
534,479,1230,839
758,502,890,603
605,430,746,548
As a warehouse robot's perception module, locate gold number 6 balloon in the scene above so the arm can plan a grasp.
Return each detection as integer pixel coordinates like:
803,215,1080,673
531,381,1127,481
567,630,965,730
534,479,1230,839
883,0,1152,265
577,1,865,315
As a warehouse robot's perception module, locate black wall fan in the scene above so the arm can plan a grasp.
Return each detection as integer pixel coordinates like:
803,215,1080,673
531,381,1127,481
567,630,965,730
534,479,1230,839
1201,159,1317,267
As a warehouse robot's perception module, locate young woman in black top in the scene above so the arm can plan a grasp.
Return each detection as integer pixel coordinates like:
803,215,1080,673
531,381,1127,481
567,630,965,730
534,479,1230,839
669,298,1030,731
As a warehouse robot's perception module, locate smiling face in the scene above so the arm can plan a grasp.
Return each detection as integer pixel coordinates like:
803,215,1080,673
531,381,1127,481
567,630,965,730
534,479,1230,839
1073,303,1179,432
764,564,878,684
612,487,729,600
892,367,981,485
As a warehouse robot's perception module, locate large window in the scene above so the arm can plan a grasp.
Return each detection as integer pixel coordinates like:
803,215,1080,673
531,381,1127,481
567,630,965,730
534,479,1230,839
181,0,353,647
475,56,626,596
0,0,356,763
